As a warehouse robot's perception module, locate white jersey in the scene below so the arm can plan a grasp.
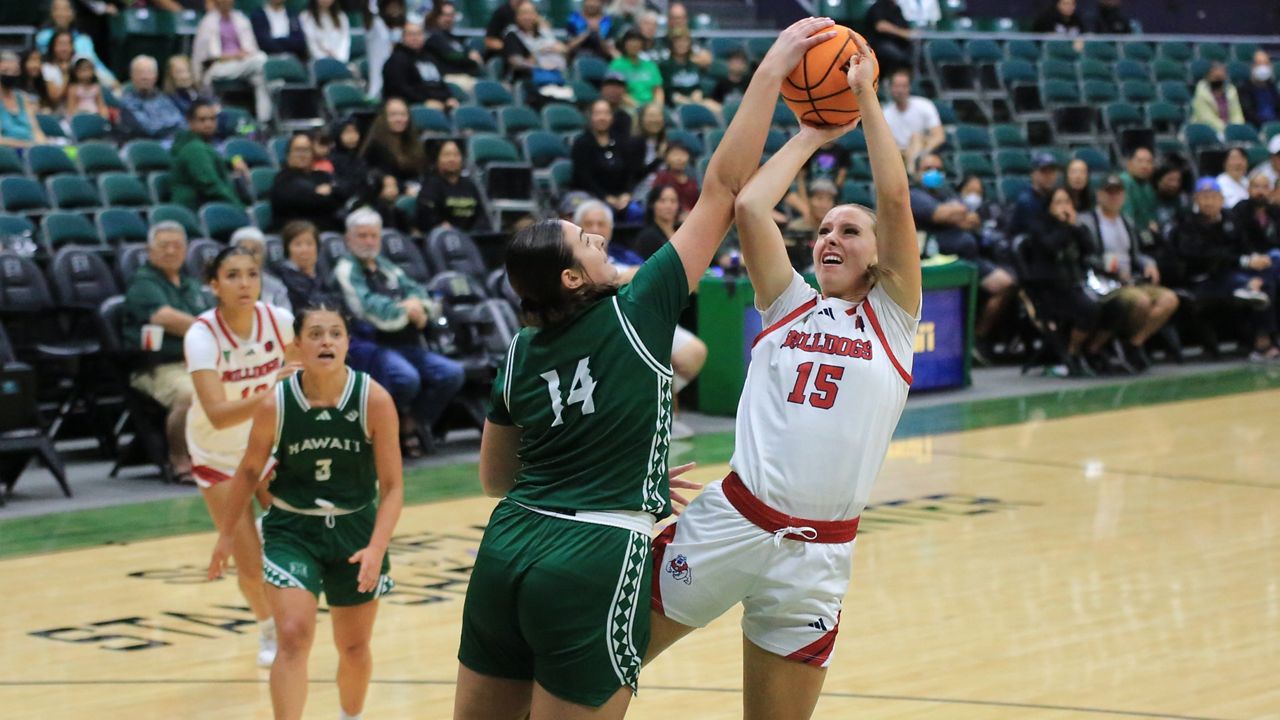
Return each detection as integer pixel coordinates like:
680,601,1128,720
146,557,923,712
730,272,919,522
185,302,294,481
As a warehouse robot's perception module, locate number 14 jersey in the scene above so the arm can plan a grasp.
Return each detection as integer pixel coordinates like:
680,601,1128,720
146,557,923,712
732,272,920,523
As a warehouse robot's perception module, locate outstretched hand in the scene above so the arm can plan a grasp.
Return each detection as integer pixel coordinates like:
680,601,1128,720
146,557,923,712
798,117,861,145
846,30,879,95
760,17,837,76
668,462,703,515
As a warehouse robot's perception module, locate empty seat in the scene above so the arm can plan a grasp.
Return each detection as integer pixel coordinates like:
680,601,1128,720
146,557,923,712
991,124,1029,148
43,211,102,248
0,177,50,214
1120,80,1156,103
199,202,252,242
677,103,720,132
1152,59,1186,82
411,105,453,134
323,82,369,116
953,124,992,150
185,238,222,278
96,208,149,245
249,167,277,201
499,105,541,136
68,113,111,142
542,103,585,134
467,133,522,167
1114,60,1150,81
311,57,354,84
473,80,514,108
27,145,78,179
995,149,1032,175
76,142,128,176
521,131,569,168
455,105,498,133
149,204,202,238
223,139,274,168
955,151,995,178
124,140,171,174
47,176,101,210
1073,147,1111,173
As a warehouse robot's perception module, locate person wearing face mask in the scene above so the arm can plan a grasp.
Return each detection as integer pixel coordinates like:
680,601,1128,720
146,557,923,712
1192,61,1244,136
0,51,46,148
910,154,1018,362
1238,50,1280,128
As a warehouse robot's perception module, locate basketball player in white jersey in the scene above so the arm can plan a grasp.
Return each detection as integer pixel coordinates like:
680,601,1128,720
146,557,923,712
646,35,921,719
187,246,299,667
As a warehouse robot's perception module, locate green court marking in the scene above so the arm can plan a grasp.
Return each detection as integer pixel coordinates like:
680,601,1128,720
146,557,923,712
2,365,1277,560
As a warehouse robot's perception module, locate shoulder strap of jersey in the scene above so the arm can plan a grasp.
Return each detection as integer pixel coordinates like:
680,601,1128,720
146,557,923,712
356,370,371,439
261,302,286,348
501,332,521,413
270,380,288,457
610,296,673,379
194,316,223,367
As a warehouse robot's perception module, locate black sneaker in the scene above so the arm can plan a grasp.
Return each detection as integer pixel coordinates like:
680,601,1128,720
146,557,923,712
1067,354,1097,378
1124,343,1152,373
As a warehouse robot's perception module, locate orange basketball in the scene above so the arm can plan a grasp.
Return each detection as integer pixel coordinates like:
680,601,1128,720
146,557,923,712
781,25,878,127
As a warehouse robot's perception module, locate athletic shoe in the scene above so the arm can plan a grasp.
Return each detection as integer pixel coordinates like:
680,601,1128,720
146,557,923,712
1123,344,1152,373
257,629,277,668
1233,287,1271,309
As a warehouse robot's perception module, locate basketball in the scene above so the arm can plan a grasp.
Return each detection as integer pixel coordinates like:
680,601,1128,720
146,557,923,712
781,25,878,127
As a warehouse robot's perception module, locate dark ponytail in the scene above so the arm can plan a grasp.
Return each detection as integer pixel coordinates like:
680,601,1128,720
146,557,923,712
505,219,616,329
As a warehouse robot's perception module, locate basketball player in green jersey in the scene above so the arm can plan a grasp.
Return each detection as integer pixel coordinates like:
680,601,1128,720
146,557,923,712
452,17,841,720
208,305,403,720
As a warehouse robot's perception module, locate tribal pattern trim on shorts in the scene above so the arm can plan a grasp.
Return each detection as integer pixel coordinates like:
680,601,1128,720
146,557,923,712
606,530,649,691
263,557,306,590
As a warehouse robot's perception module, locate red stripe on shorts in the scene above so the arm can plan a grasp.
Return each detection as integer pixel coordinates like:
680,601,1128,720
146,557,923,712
785,612,841,667
650,523,678,615
192,465,232,486
722,473,859,543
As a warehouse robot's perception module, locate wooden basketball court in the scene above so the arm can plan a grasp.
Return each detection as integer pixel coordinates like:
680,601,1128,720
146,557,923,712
2,390,1277,719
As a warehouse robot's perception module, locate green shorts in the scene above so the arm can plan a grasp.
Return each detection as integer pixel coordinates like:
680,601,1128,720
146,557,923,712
261,504,393,607
458,500,652,708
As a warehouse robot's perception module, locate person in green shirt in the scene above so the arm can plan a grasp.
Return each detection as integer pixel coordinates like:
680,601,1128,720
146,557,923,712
1121,146,1158,235
659,29,711,111
170,99,248,211
608,28,664,107
121,220,213,482
452,17,839,720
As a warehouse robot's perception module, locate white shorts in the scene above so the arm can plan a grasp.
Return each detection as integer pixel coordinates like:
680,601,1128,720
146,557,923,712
651,478,856,667
187,436,243,489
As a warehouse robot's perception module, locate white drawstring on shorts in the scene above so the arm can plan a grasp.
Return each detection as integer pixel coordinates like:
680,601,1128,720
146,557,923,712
316,498,337,529
773,526,818,547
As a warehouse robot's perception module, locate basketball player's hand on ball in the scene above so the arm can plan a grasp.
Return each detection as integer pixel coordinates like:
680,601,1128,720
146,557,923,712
668,462,703,515
846,31,879,95
797,118,860,146
350,545,386,593
760,17,837,76
207,532,234,581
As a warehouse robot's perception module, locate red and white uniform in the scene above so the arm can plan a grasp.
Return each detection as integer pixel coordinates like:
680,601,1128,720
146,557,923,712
653,272,918,666
184,302,294,488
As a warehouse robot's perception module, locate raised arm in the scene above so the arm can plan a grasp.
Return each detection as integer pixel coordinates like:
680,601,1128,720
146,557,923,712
850,34,920,314
735,123,857,309
668,17,837,290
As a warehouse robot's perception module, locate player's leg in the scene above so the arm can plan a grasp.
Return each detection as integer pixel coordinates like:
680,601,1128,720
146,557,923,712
644,611,698,662
529,683,632,720
742,636,829,720
330,601,379,718
454,666,532,720
269,587,318,720
201,482,271,622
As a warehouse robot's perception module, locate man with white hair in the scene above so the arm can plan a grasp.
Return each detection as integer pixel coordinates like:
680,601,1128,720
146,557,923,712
229,227,292,311
121,221,213,483
118,55,185,140
333,208,465,456
572,200,706,439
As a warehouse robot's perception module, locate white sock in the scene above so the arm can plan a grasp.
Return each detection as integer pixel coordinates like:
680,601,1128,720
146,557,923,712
339,711,362,720
673,373,690,393
259,617,276,639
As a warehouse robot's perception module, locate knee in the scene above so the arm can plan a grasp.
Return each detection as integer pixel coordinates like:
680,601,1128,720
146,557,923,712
276,617,315,656
673,337,708,378
336,638,372,663
437,357,466,393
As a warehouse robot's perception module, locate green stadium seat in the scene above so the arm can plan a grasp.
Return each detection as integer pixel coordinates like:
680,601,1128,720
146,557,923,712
1083,80,1118,104
1158,81,1191,104
0,213,36,241
976,16,1018,32
1120,42,1154,62
147,171,171,204
323,82,369,116
666,129,704,157
746,37,774,61
1188,58,1213,83
250,201,271,230
967,40,1003,63
1006,40,1039,63
998,176,1031,204
411,106,453,134
772,102,799,129
998,59,1037,94
572,56,607,85
849,155,872,181
1224,123,1260,145
839,181,874,208
312,57,354,85
265,56,309,84
1073,147,1111,173
764,129,788,154
0,146,22,176
1042,79,1082,105
1040,59,1076,82
936,16,974,31
1261,121,1280,142
1079,59,1111,82
473,80,514,108
96,208,148,244
934,99,958,125
249,167,277,200
1197,42,1228,62
677,103,720,132
953,124,992,150
1152,59,1186,82
542,103,585,134
150,203,201,238
27,145,78,179
569,80,599,104
499,105,541,136
994,149,1032,175
1226,61,1251,86
36,113,66,139
956,151,995,178
1232,43,1259,63
269,136,291,165
1154,137,1188,160
47,176,101,210
455,105,498,133
1146,101,1184,134
1120,80,1156,104
1104,102,1144,132
124,140,171,174
43,211,102,248
1083,41,1118,62
1183,123,1222,151
0,177,49,213
521,131,569,168
548,158,572,191
991,124,1028,148
76,142,128,176
709,37,744,60
99,173,150,208
1043,41,1079,61
467,133,521,167
199,202,252,242
1246,144,1269,168
1157,43,1193,62
836,127,866,154
69,113,111,142
1114,60,1149,81
224,138,274,168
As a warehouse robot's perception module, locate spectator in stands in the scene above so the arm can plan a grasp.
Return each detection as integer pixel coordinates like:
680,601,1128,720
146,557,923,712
1091,0,1133,34
565,0,616,60
417,138,486,233
0,52,45,147
300,0,351,64
608,28,663,107
275,220,344,312
1121,146,1158,234
1218,146,1251,210
1239,50,1280,128
164,56,215,122
170,100,248,210
1251,135,1280,187
1192,62,1244,136
1023,187,1105,377
484,0,523,55
710,48,750,107
664,3,712,68
1078,174,1179,371
1231,173,1280,260
334,207,465,456
661,29,714,112
250,0,308,61
311,127,335,175
271,132,347,232
360,169,409,232
863,0,915,76
330,117,369,199
651,140,699,219
572,99,641,214
229,227,293,311
1172,177,1278,361
958,173,1007,228
361,97,427,191
503,0,573,101
366,0,406,99
425,1,484,94
119,55,185,141
123,221,211,484
192,0,272,125
786,178,838,237
1030,0,1085,35
1009,152,1061,240
607,0,646,25
383,19,456,111
597,71,633,136
913,153,1018,361
41,30,74,107
64,57,107,118
1153,163,1192,238
18,49,54,112
634,102,668,174
633,183,680,259
634,11,661,60
785,137,850,217
1066,158,1094,212
35,0,118,90
883,69,944,170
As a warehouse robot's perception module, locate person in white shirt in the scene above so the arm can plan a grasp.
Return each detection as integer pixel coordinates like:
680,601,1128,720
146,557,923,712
880,68,944,170
300,0,352,63
1217,146,1251,210
1250,135,1280,188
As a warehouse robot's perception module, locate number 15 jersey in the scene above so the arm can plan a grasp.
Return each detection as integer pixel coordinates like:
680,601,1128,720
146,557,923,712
732,272,920,523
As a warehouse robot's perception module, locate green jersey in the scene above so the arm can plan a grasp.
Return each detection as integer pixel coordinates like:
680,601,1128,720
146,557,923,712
489,243,690,518
269,369,377,511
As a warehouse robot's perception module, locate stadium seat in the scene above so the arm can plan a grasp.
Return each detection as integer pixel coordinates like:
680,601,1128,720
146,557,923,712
76,142,128,177
1197,42,1228,62
542,103,585,134
1226,61,1251,86
1082,41,1118,63
1231,43,1259,63
149,204,202,238
926,39,974,94
43,211,102,248
967,39,1003,64
1079,59,1111,82
124,140,171,174
956,151,995,178
424,226,488,281
1262,121,1280,142
1183,123,1222,151
68,113,111,142
1246,144,1270,168
666,129,704,157
96,208,149,245
991,124,1028,148
467,133,521,167
47,176,101,210
1043,40,1079,61
521,131,569,168
1158,81,1191,104
49,245,119,313
185,238,222,278
999,176,1031,203
839,181,874,208
146,171,171,204
1040,59,1076,82
548,158,572,192
953,124,992,150
323,82,369,116
455,105,498,133
495,106,538,137
1120,80,1156,103
27,145,78,179
411,106,453,134
115,243,148,282
1188,58,1213,83
709,37,744,60
250,201,272,230
677,103,720,133
746,37,774,61
1083,80,1118,104
473,80,514,108
994,149,1032,175
1114,60,1150,82
0,214,36,244
569,80,599,104
1224,123,1259,145
849,155,872,181
1073,147,1111,173
1005,40,1039,63
836,126,866,154
312,57,354,84
573,56,607,85
224,138,274,168
771,102,798,129
764,129,788,154
1120,42,1154,62
1151,59,1186,82
249,167,277,200
199,202,251,242
0,146,22,176
36,113,66,139
1157,43,1193,62
0,177,50,214
1042,79,1082,105
1104,102,1144,132
380,231,431,284
265,56,309,84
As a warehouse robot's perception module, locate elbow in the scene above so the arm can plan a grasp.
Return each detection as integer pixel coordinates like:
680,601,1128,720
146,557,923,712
733,191,765,220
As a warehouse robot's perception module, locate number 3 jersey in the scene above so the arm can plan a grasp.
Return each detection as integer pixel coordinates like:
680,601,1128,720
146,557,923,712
732,272,920,523
184,303,294,478
488,244,691,519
